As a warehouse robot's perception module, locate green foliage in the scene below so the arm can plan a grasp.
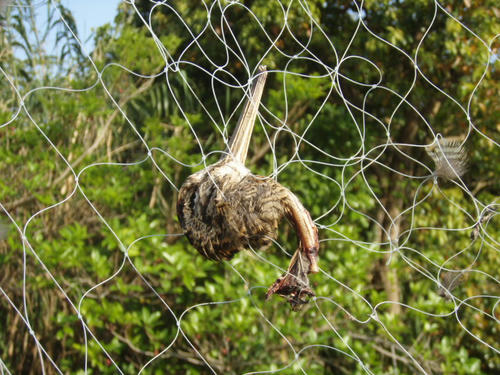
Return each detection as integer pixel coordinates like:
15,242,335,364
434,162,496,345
0,1,498,374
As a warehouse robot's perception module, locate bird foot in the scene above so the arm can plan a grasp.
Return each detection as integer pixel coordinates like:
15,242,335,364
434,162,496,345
265,249,316,310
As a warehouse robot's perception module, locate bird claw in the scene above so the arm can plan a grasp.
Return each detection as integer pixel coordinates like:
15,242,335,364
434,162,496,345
265,249,315,310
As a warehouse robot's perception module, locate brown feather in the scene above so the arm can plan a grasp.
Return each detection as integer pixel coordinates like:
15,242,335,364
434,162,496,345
425,136,468,180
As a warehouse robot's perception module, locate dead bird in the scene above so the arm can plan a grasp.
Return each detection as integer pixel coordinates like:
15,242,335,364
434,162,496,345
177,66,319,309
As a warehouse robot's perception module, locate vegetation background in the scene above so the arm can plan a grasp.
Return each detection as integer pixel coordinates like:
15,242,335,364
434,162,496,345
0,0,498,374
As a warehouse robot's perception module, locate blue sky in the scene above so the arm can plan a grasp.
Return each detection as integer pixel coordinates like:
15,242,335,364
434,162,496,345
6,0,121,60
61,0,122,50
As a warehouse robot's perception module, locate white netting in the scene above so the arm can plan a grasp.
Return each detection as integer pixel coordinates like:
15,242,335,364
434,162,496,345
1,0,499,374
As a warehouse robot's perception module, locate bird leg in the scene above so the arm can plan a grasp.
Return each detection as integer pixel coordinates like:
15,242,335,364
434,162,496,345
265,188,319,310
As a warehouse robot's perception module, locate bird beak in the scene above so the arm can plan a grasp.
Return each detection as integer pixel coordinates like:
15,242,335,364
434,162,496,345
226,65,268,164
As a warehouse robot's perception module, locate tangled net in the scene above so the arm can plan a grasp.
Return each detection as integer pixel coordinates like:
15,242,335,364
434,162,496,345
0,0,498,374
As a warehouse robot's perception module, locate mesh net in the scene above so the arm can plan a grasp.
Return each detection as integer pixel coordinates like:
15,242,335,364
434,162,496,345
0,0,499,374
